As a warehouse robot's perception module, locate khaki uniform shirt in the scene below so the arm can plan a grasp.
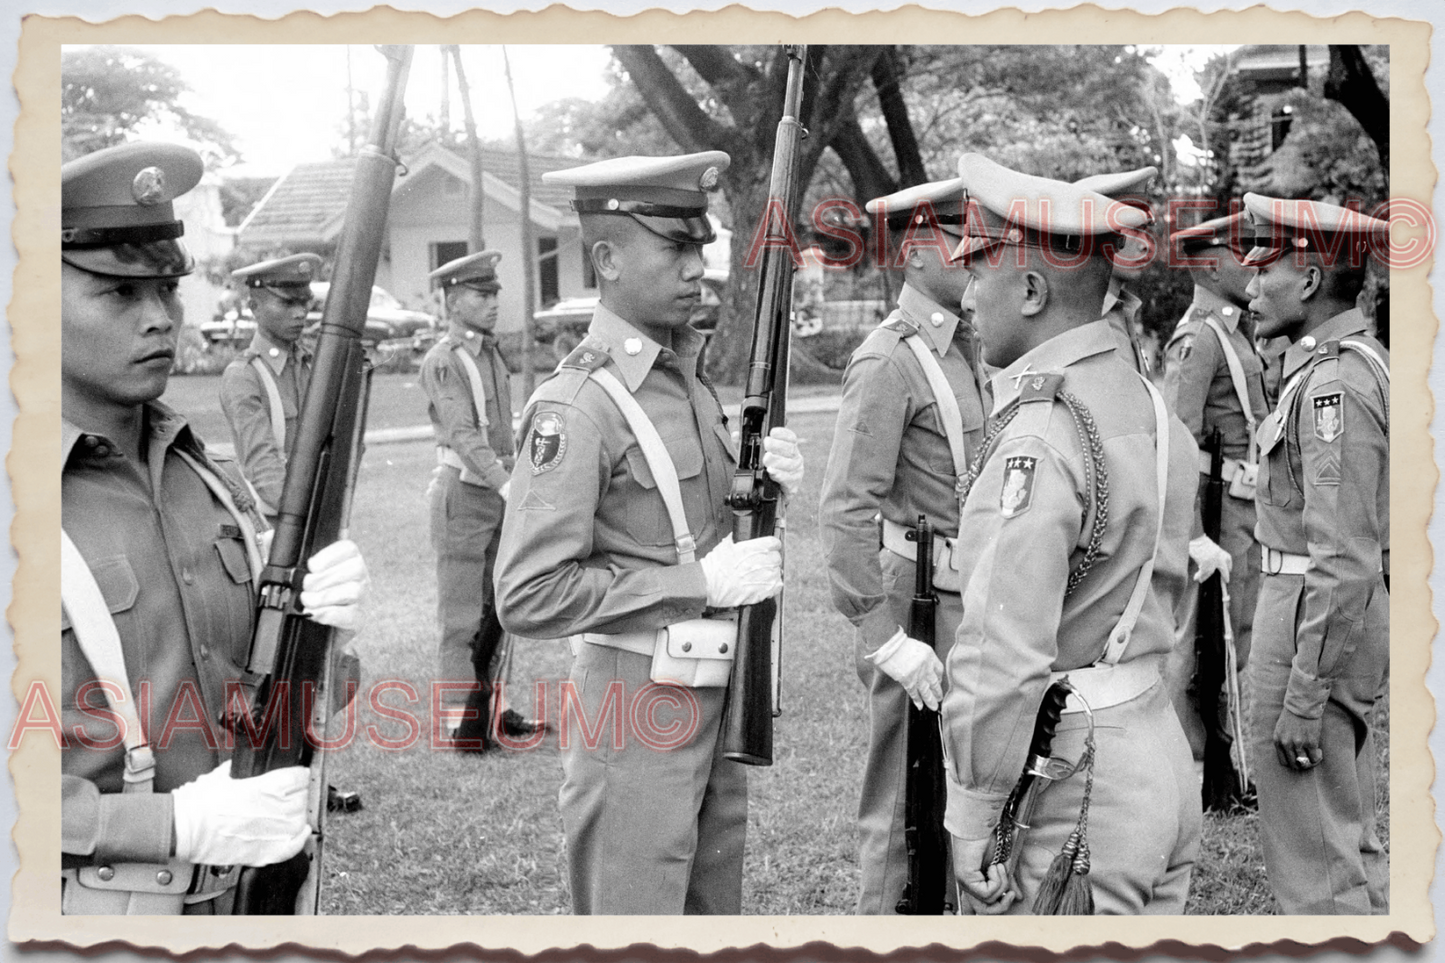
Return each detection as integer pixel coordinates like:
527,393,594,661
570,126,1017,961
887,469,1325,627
1253,308,1388,719
495,306,729,638
61,404,258,866
419,323,516,490
1164,285,1269,464
819,283,986,654
940,321,1199,840
1102,280,1147,373
219,330,310,510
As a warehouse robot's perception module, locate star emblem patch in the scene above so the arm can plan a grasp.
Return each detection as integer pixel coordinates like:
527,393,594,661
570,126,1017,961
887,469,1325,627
1000,455,1037,518
1312,391,1343,443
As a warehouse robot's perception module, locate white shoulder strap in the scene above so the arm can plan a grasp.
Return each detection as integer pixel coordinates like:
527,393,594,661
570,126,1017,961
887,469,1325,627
451,344,492,446
248,356,287,453
902,334,970,480
1099,375,1170,666
60,531,156,793
1200,315,1260,466
588,368,697,564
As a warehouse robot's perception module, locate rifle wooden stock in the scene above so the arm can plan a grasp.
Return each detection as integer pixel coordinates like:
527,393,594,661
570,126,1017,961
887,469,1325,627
895,517,952,915
1195,427,1234,811
229,45,413,915
721,44,808,767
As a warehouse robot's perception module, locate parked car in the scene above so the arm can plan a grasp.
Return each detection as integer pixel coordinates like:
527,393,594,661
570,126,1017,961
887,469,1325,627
199,283,437,351
533,269,727,361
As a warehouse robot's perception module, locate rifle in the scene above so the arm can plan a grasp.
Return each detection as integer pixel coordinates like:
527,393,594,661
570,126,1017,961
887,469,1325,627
895,517,953,915
227,45,414,915
721,44,808,767
1195,427,1234,812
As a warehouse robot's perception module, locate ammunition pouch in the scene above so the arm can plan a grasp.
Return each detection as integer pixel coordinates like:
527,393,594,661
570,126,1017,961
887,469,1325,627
61,860,239,915
1198,453,1257,501
577,612,739,689
880,518,961,592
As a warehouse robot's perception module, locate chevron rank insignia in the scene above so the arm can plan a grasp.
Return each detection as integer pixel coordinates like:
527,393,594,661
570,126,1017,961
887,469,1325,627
1312,391,1343,443
530,411,567,474
1000,455,1037,518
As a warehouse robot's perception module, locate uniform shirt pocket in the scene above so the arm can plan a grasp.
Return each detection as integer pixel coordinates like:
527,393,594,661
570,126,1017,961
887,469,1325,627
214,534,255,585
622,431,705,547
916,403,959,474
61,555,139,633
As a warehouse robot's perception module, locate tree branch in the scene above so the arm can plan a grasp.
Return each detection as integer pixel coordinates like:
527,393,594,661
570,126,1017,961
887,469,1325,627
672,45,756,98
610,45,739,156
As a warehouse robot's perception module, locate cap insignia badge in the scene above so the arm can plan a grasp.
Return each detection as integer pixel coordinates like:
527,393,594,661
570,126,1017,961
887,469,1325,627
132,166,167,206
699,167,720,191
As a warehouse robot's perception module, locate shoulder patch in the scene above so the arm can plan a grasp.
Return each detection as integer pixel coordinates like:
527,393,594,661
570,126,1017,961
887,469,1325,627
1169,332,1195,362
999,455,1038,518
1018,373,1064,404
528,410,568,474
879,315,918,336
1311,391,1343,443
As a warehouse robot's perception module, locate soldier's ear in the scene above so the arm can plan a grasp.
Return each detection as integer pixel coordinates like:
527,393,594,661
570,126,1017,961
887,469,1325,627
591,239,622,283
1020,270,1049,317
1298,264,1323,302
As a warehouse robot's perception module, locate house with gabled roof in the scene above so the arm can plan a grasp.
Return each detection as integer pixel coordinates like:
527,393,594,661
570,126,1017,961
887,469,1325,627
236,142,595,334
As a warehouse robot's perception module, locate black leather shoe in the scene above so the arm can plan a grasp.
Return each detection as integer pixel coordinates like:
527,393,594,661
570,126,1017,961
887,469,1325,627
499,708,549,737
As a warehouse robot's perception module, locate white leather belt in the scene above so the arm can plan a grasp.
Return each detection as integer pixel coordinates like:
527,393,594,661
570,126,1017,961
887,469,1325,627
880,518,961,593
576,629,656,657
436,446,487,486
1261,545,1311,576
1051,658,1160,715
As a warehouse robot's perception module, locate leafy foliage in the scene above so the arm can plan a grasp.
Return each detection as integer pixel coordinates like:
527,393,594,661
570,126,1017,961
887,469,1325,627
61,46,237,163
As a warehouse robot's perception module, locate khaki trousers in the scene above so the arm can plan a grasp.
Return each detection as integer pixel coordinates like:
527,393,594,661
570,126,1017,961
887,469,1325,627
559,643,747,914
429,467,505,707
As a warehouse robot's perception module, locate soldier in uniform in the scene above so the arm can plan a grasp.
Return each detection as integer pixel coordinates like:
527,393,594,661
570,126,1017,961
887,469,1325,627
1161,211,1268,797
419,251,536,747
219,253,323,518
494,151,805,914
60,142,369,914
940,154,1201,914
1075,167,1158,375
818,177,985,914
1240,194,1390,914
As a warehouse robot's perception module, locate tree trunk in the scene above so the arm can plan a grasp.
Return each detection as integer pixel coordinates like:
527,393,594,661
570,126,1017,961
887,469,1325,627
872,47,927,188
1324,44,1389,173
449,45,487,251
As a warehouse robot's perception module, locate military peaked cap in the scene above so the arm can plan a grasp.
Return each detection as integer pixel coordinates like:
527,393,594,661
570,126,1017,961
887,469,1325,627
1241,193,1389,268
543,151,729,244
866,178,968,233
62,141,203,278
232,253,324,293
952,153,1149,261
430,250,504,293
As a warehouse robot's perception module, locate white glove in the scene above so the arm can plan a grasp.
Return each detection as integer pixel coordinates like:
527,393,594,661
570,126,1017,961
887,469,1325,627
869,628,944,711
499,480,511,502
762,426,805,499
171,761,310,867
300,539,370,632
699,534,782,608
1189,535,1233,584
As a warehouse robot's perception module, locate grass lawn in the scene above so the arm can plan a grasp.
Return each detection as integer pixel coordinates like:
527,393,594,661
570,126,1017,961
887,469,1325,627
208,395,1385,915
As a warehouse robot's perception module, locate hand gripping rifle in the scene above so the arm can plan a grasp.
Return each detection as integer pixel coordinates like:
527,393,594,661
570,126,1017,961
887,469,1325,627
1195,427,1235,812
895,517,953,914
227,45,414,915
721,44,808,767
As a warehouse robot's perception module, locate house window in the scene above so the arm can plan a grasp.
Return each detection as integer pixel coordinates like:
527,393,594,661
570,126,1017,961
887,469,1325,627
538,236,559,305
431,241,469,271
581,239,597,290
